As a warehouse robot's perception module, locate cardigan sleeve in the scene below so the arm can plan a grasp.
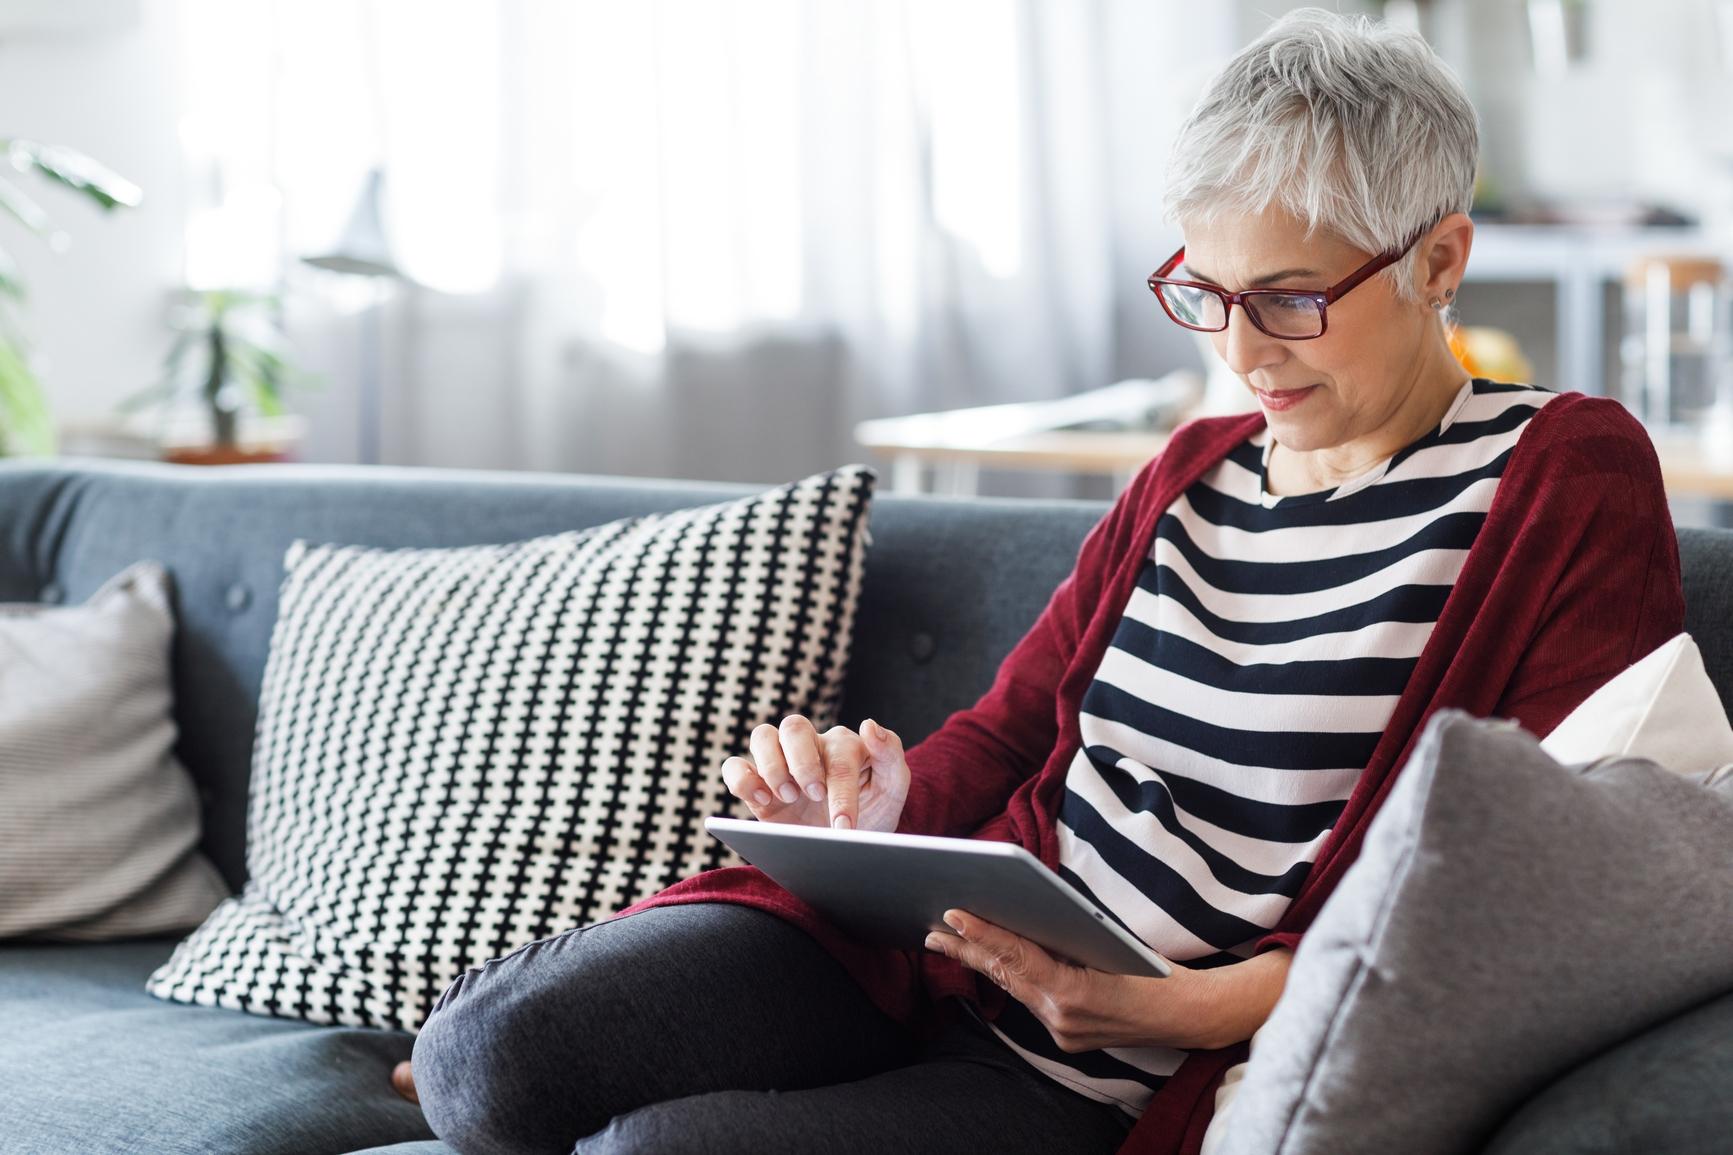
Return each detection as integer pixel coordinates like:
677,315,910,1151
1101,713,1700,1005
894,457,1163,839
1492,401,1684,735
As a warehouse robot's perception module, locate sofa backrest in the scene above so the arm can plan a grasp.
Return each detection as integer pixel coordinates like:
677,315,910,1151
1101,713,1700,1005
0,460,1100,889
4,460,1732,892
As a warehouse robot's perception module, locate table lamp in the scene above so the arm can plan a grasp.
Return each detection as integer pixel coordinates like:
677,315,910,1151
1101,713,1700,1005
301,168,408,465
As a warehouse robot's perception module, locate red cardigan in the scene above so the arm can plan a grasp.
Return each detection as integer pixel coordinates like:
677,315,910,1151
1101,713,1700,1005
619,390,1685,1155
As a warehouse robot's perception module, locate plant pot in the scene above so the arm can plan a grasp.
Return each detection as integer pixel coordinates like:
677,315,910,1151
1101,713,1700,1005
155,412,308,465
161,444,290,466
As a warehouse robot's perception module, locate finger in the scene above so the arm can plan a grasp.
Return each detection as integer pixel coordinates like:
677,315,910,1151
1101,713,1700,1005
924,930,1028,1002
749,723,799,805
860,718,911,806
820,726,866,829
721,755,776,811
779,715,827,803
949,910,1061,967
943,909,1056,995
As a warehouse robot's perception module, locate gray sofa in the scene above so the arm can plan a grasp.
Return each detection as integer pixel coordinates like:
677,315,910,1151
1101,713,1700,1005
2,458,1730,1155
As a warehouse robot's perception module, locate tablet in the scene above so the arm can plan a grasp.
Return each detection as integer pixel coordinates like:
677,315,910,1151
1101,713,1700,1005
705,816,1171,978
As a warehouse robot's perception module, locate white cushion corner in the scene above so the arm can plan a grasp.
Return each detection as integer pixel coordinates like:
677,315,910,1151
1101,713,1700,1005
1540,633,1733,777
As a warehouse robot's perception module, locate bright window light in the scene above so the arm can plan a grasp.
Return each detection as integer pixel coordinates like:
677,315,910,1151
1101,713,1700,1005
913,0,1023,280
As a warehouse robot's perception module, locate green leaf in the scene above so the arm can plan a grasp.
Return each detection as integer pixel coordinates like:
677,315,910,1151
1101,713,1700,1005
200,287,276,311
158,326,198,377
7,140,142,212
254,381,285,417
117,326,201,415
223,345,287,414
0,338,56,455
0,175,60,240
0,244,23,300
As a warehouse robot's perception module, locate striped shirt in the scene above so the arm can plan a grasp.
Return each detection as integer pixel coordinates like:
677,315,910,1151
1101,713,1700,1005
986,379,1556,1114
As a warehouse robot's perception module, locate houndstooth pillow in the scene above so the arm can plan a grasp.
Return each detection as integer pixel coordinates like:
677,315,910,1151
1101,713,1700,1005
147,466,874,1030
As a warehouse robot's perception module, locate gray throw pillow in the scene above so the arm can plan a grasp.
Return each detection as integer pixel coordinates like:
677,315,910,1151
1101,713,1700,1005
1216,710,1733,1155
0,562,230,941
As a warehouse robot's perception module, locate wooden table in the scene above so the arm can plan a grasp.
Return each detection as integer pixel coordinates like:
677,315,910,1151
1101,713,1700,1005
1648,434,1733,502
852,373,1196,495
858,417,1733,502
853,427,1170,494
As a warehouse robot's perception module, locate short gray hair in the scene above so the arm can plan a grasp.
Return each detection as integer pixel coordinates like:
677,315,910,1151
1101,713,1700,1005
1164,7,1478,302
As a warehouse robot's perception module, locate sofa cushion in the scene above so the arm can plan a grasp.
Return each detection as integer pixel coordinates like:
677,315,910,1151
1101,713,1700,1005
1481,987,1733,1155
1540,632,1733,775
0,561,230,940
1679,526,1733,722
148,466,875,1031
1213,710,1733,1155
0,938,445,1155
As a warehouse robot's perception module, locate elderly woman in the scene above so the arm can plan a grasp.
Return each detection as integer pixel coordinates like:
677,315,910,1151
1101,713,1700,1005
401,9,1682,1155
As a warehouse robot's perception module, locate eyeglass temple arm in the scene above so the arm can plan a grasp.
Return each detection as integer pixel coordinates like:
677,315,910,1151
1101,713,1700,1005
1153,229,1423,299
1324,224,1435,300
1322,245,1407,302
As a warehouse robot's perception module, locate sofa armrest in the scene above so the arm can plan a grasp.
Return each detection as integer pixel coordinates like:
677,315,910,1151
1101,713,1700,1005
1482,987,1733,1154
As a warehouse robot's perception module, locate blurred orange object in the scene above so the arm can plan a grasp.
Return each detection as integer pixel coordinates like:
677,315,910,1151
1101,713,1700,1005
1448,324,1534,384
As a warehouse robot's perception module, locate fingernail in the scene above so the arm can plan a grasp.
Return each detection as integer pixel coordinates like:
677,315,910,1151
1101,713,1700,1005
943,912,963,934
924,933,945,951
752,789,773,807
777,782,800,804
832,814,852,830
805,782,826,802
862,719,880,740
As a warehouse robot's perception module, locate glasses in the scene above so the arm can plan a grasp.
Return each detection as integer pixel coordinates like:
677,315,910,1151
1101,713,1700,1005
1146,229,1426,341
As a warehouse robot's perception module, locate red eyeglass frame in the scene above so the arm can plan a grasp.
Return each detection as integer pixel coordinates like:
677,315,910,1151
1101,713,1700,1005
1147,227,1428,341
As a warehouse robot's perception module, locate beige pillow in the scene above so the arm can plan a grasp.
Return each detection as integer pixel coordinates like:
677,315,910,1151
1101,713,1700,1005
0,562,229,940
1539,633,1733,775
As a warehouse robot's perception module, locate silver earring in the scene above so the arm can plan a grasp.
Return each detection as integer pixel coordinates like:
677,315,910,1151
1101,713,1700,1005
1430,297,1443,309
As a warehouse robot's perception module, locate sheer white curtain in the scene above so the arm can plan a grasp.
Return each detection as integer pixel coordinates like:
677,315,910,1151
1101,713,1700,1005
177,0,1224,484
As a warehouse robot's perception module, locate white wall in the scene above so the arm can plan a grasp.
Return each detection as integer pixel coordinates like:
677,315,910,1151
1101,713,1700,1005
0,0,185,431
1499,1,1733,230
1233,0,1733,233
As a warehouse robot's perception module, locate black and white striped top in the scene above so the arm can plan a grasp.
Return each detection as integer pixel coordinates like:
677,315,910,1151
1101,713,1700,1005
987,379,1556,1114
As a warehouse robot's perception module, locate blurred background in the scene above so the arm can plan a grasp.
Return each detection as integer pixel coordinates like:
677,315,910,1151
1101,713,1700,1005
4,0,1733,517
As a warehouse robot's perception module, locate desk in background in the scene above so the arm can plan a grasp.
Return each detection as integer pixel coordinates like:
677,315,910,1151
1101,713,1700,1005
858,406,1733,503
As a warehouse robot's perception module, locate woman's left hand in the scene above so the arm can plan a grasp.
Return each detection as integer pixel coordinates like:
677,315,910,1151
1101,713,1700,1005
924,909,1282,1053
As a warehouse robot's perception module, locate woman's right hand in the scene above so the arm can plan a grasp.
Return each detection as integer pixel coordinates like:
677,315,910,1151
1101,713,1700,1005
721,715,910,833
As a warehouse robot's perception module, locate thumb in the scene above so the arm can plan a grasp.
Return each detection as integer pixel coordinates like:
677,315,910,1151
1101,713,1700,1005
861,718,910,803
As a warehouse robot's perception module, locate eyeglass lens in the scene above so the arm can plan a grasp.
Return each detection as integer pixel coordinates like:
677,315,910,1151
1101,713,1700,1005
1156,282,1324,338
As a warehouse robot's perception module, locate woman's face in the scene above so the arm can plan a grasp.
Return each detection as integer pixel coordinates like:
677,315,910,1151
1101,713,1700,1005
1181,205,1446,454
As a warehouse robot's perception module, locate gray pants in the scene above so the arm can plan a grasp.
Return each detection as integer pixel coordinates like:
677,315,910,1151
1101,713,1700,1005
412,903,1136,1155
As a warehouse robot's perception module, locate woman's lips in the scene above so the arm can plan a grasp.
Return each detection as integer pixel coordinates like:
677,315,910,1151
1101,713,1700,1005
1254,384,1319,412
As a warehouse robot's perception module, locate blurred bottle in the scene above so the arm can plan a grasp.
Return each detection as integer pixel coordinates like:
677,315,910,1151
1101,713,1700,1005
1620,255,1730,434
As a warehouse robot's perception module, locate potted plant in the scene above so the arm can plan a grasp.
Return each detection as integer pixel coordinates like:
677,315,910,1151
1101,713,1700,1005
120,288,312,465
0,138,141,455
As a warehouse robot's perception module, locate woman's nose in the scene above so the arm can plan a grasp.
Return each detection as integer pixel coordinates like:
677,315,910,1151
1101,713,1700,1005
1218,305,1284,378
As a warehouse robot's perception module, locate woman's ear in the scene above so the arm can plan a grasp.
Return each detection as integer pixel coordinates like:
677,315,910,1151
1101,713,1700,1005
1416,212,1473,303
